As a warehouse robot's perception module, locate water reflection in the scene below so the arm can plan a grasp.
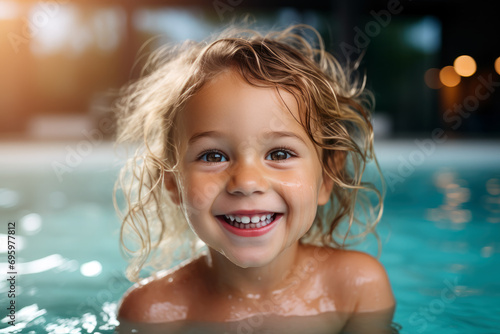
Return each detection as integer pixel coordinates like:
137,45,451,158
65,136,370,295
0,304,46,333
80,260,103,277
116,309,400,334
16,254,65,275
426,170,472,229
486,178,500,196
481,246,494,258
484,178,500,223
0,302,119,334
81,313,97,333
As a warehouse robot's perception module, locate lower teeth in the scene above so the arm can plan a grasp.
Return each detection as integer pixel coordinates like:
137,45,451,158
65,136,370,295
224,215,275,229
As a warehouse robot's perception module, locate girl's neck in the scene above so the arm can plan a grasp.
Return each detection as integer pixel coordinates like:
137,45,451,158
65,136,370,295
205,242,302,299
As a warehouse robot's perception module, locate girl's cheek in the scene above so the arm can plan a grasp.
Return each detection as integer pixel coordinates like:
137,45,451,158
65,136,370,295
276,169,317,198
277,173,318,211
184,173,222,213
278,180,317,240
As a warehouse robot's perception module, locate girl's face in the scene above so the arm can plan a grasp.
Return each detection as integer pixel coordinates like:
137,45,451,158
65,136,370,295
173,70,333,268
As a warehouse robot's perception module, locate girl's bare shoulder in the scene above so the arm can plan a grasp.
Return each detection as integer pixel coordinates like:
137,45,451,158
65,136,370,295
303,246,395,312
117,257,206,323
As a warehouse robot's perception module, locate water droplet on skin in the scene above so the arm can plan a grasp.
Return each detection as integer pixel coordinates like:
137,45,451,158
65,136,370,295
168,277,173,283
246,293,261,299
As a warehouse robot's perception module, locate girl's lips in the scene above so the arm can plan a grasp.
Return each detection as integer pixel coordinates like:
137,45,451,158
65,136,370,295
216,214,282,237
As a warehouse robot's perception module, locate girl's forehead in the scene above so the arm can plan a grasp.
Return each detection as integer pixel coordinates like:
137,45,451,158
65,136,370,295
179,70,308,138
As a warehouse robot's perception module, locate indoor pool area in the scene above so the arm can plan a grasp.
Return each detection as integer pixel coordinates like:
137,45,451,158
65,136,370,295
0,140,499,334
1,0,500,333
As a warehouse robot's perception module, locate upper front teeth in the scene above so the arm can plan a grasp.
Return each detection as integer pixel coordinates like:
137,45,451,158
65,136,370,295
225,214,273,224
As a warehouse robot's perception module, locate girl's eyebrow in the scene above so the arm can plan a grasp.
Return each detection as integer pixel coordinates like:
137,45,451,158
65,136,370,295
188,130,307,146
188,131,223,145
262,131,307,145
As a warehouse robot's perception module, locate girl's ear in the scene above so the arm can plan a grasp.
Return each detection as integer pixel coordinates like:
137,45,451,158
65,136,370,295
164,172,181,205
318,171,334,206
318,151,346,206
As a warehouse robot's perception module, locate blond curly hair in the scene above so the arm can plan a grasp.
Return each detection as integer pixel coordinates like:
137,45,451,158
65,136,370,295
114,24,383,282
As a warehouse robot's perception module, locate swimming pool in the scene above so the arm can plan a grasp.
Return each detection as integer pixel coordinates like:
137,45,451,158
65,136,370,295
0,140,499,333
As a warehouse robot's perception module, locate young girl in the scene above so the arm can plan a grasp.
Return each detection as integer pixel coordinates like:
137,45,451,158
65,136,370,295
114,24,396,334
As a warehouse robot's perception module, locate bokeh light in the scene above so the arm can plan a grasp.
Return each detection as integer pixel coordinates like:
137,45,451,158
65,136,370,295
80,261,102,277
20,213,43,235
439,66,461,87
486,178,500,196
481,246,494,258
424,68,443,89
495,57,500,75
453,55,476,77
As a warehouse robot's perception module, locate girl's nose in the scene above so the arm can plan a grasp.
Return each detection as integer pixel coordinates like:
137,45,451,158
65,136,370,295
225,161,269,196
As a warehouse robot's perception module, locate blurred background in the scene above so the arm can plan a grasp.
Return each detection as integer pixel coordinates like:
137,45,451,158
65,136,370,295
1,1,499,333
0,0,499,139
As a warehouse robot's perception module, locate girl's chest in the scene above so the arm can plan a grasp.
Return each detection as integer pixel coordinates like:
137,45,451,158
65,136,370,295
117,312,348,334
184,287,352,333
215,311,349,334
190,273,355,321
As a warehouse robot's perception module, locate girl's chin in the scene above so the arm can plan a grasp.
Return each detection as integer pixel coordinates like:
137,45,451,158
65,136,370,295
221,248,280,268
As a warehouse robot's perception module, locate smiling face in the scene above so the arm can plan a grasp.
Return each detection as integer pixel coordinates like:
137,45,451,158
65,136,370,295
172,70,333,268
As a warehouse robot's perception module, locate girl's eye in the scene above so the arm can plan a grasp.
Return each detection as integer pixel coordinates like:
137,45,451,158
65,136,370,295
199,151,227,163
266,149,294,161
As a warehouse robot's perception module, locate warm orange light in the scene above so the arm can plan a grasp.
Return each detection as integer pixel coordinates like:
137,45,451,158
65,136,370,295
439,66,461,87
495,57,500,75
424,68,442,89
453,55,476,77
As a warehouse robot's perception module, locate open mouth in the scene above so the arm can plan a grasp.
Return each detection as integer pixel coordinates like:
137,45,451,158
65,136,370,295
217,213,280,230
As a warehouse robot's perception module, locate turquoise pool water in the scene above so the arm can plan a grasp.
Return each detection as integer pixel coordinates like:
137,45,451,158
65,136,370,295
0,141,499,333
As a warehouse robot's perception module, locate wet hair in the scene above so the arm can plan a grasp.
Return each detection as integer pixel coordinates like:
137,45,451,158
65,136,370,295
114,24,383,282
